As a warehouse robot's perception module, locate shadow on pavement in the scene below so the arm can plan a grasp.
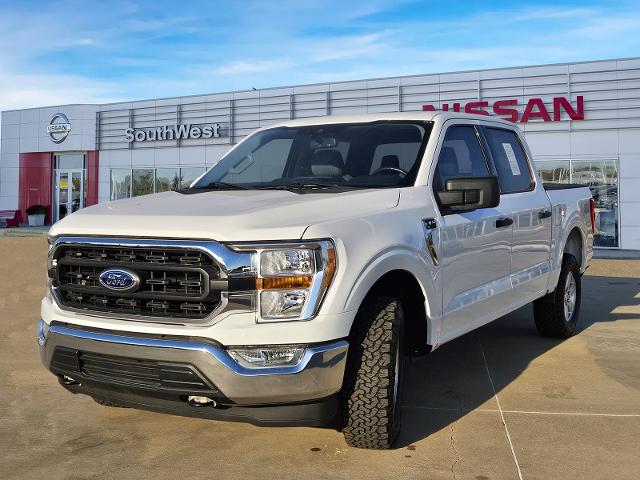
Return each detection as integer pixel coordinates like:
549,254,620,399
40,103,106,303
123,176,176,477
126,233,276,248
395,272,640,448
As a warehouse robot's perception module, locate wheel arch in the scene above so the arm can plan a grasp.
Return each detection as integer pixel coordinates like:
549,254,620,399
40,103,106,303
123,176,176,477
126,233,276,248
563,225,585,270
344,251,438,353
361,270,431,354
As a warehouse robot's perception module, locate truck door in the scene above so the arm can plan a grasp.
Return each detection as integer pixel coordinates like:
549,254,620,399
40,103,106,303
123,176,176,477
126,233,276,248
480,126,552,303
433,123,513,343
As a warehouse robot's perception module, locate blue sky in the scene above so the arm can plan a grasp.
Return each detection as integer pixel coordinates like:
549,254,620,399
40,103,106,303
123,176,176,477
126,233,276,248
0,0,639,113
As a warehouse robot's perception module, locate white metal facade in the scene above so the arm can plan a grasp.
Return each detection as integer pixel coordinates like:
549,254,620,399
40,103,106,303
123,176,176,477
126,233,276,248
2,57,639,248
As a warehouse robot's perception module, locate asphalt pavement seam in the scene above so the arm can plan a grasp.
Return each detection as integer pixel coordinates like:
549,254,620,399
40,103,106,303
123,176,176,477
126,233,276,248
402,406,640,417
499,410,640,417
480,342,524,480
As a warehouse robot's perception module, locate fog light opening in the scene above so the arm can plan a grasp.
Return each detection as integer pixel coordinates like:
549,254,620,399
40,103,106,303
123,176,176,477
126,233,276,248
187,396,217,408
227,346,305,369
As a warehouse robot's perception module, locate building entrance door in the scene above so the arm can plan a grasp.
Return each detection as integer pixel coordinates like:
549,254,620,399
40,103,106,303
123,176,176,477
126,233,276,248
55,170,84,222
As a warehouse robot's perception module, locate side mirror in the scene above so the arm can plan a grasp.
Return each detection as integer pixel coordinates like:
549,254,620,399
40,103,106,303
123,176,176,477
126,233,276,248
437,176,500,213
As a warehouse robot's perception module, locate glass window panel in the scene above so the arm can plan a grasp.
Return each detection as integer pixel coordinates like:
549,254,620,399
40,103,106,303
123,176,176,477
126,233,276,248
535,160,571,184
58,172,69,221
180,167,206,189
571,159,619,248
194,122,429,189
55,154,85,170
484,128,533,194
433,126,489,191
132,169,154,197
220,139,293,184
110,169,131,201
155,168,181,193
370,142,423,173
71,171,83,213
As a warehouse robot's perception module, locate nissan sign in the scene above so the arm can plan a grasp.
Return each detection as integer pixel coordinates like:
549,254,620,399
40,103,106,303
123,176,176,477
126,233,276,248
422,96,585,123
125,123,223,143
47,113,71,143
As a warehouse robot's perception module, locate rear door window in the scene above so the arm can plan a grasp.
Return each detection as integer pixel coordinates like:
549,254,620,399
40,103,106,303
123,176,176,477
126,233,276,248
484,128,533,194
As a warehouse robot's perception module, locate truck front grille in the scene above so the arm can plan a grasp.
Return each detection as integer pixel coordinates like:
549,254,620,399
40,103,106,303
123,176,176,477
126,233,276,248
52,245,223,321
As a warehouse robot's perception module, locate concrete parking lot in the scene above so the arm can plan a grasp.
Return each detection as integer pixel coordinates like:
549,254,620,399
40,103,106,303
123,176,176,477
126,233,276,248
1,237,639,480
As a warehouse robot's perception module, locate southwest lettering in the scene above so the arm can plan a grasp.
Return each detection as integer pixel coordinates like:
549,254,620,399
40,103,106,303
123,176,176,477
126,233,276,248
125,123,223,142
163,126,175,140
202,126,214,138
176,124,190,139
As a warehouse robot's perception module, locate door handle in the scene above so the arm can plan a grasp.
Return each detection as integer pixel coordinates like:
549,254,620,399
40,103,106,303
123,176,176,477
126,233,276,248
496,217,513,228
539,209,552,219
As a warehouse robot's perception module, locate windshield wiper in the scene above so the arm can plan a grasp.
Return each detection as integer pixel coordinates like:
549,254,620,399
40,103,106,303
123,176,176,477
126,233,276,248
257,182,342,191
193,181,250,190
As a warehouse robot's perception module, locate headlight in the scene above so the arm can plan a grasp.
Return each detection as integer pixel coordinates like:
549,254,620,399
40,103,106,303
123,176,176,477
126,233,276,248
260,290,307,318
231,240,337,322
44,275,53,301
45,241,56,301
260,249,314,276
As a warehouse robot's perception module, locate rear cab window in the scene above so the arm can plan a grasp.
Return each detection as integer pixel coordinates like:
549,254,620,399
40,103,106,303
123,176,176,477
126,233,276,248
483,127,534,194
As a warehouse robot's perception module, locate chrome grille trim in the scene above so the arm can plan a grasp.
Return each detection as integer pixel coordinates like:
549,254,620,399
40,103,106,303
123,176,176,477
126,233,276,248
49,237,256,325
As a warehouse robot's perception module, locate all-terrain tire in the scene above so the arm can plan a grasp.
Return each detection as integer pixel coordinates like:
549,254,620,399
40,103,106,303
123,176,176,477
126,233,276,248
342,296,404,449
533,254,581,339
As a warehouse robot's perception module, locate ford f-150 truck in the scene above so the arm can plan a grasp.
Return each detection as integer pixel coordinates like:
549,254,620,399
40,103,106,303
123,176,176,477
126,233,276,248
39,112,594,449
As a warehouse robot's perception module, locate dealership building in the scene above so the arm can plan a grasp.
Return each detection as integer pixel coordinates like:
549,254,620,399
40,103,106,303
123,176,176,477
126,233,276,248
1,57,639,249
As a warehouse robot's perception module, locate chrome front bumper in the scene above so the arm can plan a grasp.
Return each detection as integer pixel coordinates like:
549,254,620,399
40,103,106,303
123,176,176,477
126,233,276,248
37,320,348,405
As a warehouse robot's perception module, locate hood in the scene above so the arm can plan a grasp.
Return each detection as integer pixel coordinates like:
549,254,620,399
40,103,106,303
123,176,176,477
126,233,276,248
50,188,400,241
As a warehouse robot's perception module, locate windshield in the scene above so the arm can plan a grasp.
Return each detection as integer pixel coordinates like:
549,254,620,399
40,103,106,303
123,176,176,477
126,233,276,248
191,121,432,191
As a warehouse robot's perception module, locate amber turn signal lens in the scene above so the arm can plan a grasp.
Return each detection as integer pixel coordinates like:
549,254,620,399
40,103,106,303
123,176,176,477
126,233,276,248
321,247,336,293
256,275,313,290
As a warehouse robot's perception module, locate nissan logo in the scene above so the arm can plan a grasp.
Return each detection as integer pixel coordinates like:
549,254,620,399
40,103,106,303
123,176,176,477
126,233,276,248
47,113,71,144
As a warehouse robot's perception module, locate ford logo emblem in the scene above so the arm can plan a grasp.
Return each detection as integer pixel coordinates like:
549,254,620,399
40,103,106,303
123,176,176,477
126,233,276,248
99,268,140,292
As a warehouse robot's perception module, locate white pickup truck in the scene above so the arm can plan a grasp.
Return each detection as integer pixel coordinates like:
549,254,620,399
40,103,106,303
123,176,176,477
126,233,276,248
39,112,594,449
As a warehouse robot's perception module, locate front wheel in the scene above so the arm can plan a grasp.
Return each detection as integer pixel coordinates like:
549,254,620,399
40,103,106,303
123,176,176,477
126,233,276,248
342,296,404,449
533,254,581,339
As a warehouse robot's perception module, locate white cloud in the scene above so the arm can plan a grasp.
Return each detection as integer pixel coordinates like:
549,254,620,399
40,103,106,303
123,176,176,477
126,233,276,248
309,32,393,62
214,59,293,76
513,7,597,21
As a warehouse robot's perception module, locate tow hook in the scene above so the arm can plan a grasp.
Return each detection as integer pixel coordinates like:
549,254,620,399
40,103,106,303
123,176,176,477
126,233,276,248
59,375,80,386
187,395,217,408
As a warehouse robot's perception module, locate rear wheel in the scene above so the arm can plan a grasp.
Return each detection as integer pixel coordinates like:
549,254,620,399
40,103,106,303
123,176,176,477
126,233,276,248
342,296,405,449
533,254,581,339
